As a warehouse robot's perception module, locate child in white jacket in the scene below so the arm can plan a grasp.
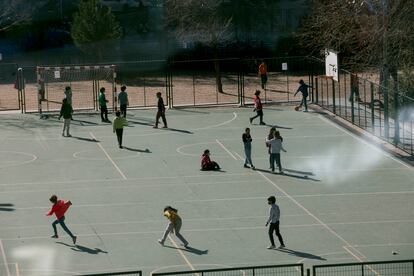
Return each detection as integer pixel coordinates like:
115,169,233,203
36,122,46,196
266,131,286,173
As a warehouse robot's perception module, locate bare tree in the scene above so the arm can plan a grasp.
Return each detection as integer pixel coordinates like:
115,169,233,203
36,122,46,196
0,0,47,31
297,0,414,79
164,0,233,93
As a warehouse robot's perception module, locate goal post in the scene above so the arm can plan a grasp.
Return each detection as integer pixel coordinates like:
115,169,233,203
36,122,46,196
36,64,116,116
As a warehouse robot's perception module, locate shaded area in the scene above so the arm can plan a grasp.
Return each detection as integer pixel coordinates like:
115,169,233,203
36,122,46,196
276,247,326,261
127,119,154,127
0,203,15,212
70,136,100,143
56,242,108,254
159,127,193,134
123,147,151,153
163,244,208,255
270,124,293,130
254,168,319,181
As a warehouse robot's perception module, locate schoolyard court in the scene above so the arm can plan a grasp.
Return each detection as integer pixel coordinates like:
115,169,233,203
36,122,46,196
0,106,413,276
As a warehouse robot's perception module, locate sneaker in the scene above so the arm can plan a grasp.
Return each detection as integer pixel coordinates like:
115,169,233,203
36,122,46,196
244,164,249,168
267,245,275,249
163,126,168,128
153,126,158,129
260,122,266,125
61,133,65,137
279,244,285,249
303,110,308,112
251,166,255,170
119,145,123,149
158,239,164,246
67,134,71,137
51,235,58,239
279,169,284,174
72,236,77,244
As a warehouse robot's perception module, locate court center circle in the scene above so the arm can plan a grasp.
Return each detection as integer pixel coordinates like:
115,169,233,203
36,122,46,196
0,151,37,168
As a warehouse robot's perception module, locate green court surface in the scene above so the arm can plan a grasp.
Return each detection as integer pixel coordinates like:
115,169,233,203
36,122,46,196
0,106,413,276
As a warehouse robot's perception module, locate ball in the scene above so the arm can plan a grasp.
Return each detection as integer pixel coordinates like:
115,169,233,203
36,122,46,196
294,106,300,111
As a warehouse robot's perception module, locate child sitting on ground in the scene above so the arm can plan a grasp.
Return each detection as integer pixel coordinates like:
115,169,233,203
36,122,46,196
201,149,220,171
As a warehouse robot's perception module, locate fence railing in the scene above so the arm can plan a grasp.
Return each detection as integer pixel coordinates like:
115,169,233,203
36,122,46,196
82,270,142,276
311,57,414,156
0,57,313,113
152,264,304,276
57,260,414,276
313,259,414,276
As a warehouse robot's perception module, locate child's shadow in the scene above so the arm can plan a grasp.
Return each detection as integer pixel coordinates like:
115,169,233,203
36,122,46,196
163,245,208,255
56,242,108,254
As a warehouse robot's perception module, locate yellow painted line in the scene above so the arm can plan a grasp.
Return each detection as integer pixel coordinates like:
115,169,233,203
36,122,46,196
167,236,199,275
89,132,127,180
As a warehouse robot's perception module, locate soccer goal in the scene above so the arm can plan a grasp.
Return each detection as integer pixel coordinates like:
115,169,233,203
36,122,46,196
36,64,116,115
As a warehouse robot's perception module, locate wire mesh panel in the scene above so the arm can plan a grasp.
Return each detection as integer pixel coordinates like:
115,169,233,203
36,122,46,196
37,65,116,113
0,63,20,111
82,270,142,276
313,259,414,276
152,264,303,276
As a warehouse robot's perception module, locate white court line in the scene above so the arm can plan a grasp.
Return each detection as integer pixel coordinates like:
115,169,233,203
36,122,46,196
193,112,237,130
233,151,244,161
218,141,368,263
0,239,11,276
0,172,254,187
256,169,366,262
216,139,237,160
5,219,414,241
319,115,414,171
3,217,413,231
0,179,258,194
8,189,414,210
167,236,197,273
89,132,127,180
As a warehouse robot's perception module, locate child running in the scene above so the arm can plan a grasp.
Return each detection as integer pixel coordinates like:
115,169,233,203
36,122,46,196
46,195,77,244
242,128,255,169
113,111,128,149
294,79,311,112
201,149,220,171
158,206,189,247
266,131,286,173
249,90,265,125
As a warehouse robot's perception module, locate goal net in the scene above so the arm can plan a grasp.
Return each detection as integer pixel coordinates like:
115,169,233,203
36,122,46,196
36,65,116,114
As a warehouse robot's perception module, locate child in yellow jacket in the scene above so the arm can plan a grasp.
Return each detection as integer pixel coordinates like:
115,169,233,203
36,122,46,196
113,111,127,148
158,206,189,247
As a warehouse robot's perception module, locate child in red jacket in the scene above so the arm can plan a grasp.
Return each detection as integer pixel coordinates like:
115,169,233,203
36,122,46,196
46,195,77,244
201,149,220,170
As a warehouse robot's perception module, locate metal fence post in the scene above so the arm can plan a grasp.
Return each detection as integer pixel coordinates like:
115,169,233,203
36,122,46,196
332,78,336,114
371,83,375,133
384,85,389,140
315,77,319,104
393,85,400,144
306,268,311,276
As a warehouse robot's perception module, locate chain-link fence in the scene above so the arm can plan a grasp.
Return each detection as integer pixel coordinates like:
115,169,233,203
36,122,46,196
313,259,414,276
152,264,304,276
312,57,414,156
